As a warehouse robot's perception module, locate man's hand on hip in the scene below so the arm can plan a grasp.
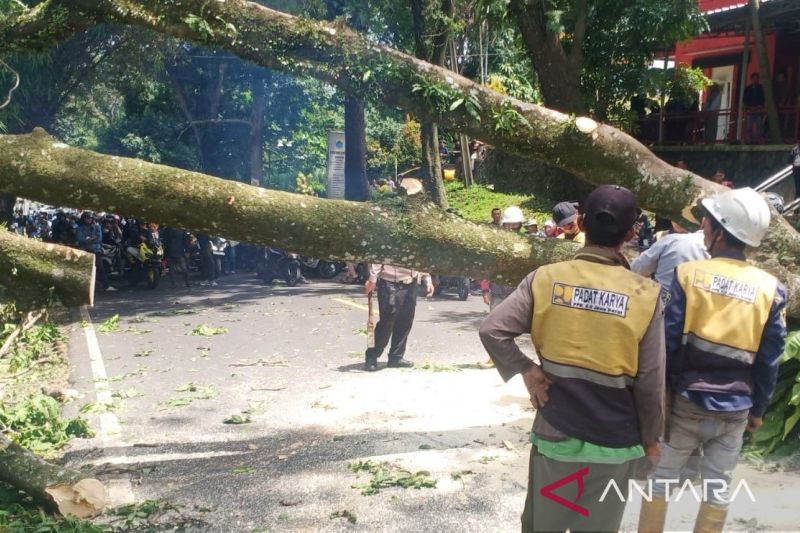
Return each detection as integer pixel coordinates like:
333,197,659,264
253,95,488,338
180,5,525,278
522,364,553,409
747,415,763,433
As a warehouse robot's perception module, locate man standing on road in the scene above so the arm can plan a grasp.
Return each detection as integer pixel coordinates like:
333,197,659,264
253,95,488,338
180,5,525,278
364,265,434,371
639,188,786,533
480,185,665,532
631,221,708,293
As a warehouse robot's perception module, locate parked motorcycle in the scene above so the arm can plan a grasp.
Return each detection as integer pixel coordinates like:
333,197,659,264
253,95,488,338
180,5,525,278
99,242,125,279
257,247,301,286
299,257,343,279
126,238,164,289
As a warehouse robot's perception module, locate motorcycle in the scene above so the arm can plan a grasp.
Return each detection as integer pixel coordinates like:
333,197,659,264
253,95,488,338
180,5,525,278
432,275,472,301
126,238,164,289
299,256,344,279
257,247,301,286
99,242,125,279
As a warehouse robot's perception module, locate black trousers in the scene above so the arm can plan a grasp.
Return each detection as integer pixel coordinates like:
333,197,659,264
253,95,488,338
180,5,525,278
521,445,636,533
365,279,418,362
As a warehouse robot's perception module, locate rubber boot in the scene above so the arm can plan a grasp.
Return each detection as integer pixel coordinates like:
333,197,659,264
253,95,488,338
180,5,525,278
693,502,728,533
637,495,668,533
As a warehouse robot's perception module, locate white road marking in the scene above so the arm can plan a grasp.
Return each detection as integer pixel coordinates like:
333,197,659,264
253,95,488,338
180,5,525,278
79,305,135,506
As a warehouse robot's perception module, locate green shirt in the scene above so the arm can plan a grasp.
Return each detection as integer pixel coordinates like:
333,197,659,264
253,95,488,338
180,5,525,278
531,433,643,464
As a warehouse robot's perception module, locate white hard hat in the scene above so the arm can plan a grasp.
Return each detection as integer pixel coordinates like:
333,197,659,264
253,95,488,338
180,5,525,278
701,187,771,247
501,206,525,225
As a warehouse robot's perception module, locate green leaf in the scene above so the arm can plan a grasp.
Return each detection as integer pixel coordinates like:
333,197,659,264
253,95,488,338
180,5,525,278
783,406,800,439
449,98,464,111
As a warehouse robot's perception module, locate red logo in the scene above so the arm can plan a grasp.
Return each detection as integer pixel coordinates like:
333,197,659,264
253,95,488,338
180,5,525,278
539,467,590,516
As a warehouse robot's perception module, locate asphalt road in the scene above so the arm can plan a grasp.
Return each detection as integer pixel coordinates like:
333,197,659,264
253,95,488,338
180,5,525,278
62,273,800,532
64,274,534,532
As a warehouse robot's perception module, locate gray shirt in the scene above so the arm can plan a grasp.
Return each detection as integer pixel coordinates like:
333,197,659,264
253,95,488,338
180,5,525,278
631,231,708,289
478,249,666,445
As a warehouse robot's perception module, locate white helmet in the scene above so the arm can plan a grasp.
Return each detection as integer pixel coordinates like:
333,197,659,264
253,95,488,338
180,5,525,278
701,187,771,247
501,206,525,225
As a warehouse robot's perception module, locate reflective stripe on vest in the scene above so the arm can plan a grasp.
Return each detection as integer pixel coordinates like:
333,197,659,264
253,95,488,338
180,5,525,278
531,258,660,447
675,258,776,395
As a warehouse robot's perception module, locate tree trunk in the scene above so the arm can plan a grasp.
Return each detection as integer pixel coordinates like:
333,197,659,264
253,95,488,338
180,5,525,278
2,129,800,318
410,0,451,208
1,1,799,302
420,120,448,208
0,434,106,517
0,229,95,309
0,128,580,288
344,95,369,201
248,70,267,186
509,0,586,114
0,0,718,229
748,0,782,144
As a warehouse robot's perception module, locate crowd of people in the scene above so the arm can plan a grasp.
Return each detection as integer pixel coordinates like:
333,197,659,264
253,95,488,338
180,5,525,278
8,208,252,292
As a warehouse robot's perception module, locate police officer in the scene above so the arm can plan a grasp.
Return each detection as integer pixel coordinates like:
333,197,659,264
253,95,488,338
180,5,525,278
639,188,786,533
364,265,435,371
480,185,666,532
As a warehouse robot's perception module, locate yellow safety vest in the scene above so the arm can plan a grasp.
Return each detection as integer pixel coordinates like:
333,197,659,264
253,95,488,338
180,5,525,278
530,253,661,447
674,257,777,395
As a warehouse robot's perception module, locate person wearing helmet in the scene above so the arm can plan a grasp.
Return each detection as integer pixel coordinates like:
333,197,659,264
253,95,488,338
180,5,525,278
76,211,115,292
552,201,585,244
477,206,527,369
639,188,786,533
480,185,665,532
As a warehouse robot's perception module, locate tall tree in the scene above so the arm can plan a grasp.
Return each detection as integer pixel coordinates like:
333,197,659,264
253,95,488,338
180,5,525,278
410,0,453,208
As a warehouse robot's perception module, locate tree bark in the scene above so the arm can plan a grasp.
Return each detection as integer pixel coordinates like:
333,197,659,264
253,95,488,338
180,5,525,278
344,95,369,201
748,0,782,144
0,229,95,309
0,434,106,517
509,0,586,114
248,70,267,186
419,120,448,208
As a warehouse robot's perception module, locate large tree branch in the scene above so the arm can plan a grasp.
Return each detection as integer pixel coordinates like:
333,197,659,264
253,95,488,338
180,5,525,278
1,0,799,307
0,128,580,286
0,229,95,308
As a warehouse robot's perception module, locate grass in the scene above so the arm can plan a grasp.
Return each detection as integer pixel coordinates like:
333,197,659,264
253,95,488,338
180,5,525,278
445,181,551,224
348,460,437,496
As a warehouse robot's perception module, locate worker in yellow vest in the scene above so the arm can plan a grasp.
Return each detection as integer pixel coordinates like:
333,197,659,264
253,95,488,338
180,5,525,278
639,187,787,533
479,185,665,532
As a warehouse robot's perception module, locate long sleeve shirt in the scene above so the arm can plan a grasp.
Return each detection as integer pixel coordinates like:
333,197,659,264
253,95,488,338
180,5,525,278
664,251,787,417
368,264,431,286
478,249,666,446
76,223,102,253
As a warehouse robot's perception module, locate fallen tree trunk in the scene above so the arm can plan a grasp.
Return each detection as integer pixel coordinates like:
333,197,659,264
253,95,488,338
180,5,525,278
2,1,799,291
0,229,95,309
0,128,580,288
0,434,106,517
3,129,800,318
0,2,794,240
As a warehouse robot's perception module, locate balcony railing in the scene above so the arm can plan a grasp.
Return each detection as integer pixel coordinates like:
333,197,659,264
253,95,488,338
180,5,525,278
634,106,800,146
